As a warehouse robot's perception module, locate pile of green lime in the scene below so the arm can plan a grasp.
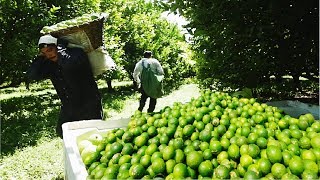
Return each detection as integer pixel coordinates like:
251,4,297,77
40,13,104,34
81,90,320,180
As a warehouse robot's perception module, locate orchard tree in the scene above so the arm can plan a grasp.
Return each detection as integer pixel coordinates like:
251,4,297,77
100,0,194,91
0,0,101,87
1,0,194,92
162,0,319,98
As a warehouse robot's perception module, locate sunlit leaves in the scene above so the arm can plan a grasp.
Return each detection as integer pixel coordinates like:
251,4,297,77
100,0,194,91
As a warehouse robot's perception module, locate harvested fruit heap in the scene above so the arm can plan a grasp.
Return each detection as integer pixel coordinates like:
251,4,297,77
78,90,320,180
40,13,103,34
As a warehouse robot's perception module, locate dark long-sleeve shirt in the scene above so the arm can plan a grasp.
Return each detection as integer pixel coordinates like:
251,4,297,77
27,47,102,119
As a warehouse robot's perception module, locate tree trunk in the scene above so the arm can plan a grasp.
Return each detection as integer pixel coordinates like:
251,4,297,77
107,80,114,92
292,74,301,91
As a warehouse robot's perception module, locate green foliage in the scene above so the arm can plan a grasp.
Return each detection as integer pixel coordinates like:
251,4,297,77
0,0,100,86
232,88,253,99
1,0,194,93
100,0,194,91
164,0,319,96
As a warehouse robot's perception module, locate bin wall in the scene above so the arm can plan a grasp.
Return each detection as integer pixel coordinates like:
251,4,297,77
62,119,130,180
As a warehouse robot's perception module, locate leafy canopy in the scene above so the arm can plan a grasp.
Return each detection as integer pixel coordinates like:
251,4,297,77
162,0,319,98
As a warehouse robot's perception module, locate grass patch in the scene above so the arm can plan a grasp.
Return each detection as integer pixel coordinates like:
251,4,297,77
1,90,60,155
99,81,137,118
0,80,137,179
0,137,64,180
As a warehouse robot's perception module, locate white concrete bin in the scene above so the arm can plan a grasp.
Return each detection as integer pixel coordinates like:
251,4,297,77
62,118,130,180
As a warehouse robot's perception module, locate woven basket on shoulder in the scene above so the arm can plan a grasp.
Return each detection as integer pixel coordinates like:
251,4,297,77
49,17,105,50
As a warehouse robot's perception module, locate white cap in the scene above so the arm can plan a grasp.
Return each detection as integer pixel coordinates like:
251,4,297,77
38,35,57,46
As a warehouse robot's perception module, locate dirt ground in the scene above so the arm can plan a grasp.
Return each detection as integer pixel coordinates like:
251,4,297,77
107,83,201,121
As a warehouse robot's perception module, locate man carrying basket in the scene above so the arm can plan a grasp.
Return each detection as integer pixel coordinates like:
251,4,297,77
27,35,103,138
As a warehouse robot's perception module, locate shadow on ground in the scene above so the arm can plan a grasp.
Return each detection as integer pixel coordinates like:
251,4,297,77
1,84,136,156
